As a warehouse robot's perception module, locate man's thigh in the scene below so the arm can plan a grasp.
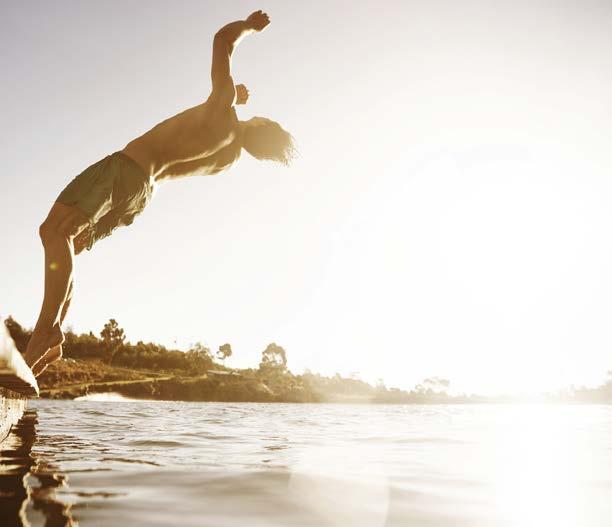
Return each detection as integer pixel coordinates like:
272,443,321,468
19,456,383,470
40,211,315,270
43,202,91,238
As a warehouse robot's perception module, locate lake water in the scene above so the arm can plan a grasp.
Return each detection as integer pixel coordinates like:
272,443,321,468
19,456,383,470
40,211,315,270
1,398,611,526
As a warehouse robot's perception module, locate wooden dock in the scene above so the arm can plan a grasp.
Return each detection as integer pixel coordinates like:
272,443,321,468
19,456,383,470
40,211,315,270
0,318,38,442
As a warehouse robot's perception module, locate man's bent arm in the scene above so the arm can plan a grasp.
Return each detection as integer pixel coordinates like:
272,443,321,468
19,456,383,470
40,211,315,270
211,11,270,97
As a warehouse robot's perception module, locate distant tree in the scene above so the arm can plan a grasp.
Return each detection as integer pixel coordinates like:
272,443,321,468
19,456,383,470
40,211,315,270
423,377,450,389
186,342,213,374
415,377,451,395
217,343,232,363
190,342,211,357
259,343,287,372
100,319,125,364
101,319,125,346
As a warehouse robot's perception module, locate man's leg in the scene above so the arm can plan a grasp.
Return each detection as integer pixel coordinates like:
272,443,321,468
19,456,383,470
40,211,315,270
25,203,89,370
32,279,73,377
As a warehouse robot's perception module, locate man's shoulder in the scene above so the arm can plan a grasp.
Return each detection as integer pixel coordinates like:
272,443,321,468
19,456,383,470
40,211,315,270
208,78,236,109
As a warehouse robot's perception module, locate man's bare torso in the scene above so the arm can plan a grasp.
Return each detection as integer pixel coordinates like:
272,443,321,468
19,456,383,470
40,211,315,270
119,11,273,185
122,95,241,183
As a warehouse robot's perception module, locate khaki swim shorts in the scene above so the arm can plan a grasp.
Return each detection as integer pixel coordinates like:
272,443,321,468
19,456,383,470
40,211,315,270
56,151,153,250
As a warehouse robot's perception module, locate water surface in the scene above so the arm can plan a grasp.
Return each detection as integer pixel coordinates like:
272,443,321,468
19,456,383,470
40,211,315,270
1,399,611,526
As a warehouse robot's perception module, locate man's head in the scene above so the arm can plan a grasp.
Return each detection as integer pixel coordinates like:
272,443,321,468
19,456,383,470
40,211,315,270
240,117,296,166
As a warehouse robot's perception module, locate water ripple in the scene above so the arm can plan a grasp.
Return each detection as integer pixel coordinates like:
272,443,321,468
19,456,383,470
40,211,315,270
0,401,610,526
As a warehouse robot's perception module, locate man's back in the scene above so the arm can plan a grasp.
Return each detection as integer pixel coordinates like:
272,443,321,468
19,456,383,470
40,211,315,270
123,92,239,182
122,11,278,184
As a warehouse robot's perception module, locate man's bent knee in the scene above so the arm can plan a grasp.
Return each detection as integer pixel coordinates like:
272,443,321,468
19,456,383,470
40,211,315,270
39,220,59,245
39,203,89,243
39,219,78,248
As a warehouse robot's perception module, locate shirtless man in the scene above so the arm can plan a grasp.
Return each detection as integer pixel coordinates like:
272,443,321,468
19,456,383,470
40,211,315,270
23,10,295,378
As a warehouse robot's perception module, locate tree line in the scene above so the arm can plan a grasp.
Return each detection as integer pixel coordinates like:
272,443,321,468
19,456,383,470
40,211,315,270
5,316,287,377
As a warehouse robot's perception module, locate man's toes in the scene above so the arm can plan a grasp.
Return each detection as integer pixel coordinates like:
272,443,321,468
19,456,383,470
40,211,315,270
25,327,64,368
25,346,46,369
33,346,62,377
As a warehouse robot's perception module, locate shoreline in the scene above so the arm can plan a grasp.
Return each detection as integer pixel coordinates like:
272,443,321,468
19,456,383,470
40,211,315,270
5,317,611,405
36,359,612,405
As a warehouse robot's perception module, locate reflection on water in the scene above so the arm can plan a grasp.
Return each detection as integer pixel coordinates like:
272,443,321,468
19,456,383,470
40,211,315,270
0,410,74,527
0,402,611,526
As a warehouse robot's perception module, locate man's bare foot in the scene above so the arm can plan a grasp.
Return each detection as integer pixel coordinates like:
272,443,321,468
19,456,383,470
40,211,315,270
24,325,64,370
32,345,62,377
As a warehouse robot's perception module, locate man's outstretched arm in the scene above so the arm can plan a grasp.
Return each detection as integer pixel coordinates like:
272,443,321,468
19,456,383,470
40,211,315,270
211,10,270,101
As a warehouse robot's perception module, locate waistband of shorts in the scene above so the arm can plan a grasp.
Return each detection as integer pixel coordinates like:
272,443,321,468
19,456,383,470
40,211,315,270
110,151,151,185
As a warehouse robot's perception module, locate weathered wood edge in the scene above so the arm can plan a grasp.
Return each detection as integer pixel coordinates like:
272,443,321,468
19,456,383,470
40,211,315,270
0,386,27,443
0,317,38,442
0,317,39,397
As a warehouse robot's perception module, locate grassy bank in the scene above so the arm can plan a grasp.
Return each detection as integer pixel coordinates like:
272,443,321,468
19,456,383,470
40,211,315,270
5,316,458,403
37,358,320,402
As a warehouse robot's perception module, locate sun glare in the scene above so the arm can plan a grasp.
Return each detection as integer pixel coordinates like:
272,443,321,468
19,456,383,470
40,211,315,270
489,405,605,526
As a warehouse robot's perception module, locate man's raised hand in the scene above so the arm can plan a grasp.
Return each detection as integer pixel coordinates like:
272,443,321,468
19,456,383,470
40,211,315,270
246,10,270,32
235,84,250,105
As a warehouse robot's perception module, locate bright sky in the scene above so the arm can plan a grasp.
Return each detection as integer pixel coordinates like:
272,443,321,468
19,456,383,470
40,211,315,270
2,0,612,395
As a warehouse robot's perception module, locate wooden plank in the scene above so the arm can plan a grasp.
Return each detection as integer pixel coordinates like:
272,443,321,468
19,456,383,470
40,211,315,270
0,318,37,442
0,387,27,443
0,318,38,397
